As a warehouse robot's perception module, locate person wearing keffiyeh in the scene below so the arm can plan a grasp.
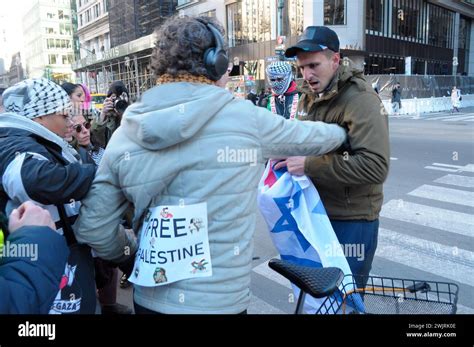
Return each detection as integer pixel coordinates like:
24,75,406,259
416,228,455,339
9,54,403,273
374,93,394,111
266,61,300,120
0,78,104,314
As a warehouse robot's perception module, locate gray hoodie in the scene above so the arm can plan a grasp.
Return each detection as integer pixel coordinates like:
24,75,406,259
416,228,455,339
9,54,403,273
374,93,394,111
74,82,346,314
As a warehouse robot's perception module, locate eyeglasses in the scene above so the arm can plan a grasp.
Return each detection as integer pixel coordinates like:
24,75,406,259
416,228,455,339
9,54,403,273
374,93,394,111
73,122,91,133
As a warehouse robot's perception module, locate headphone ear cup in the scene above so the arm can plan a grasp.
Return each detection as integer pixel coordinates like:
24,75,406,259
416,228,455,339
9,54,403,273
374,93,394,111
198,20,229,80
203,47,215,72
214,51,229,79
204,47,228,81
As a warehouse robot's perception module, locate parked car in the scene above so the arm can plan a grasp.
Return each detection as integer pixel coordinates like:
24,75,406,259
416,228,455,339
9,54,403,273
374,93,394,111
91,93,107,111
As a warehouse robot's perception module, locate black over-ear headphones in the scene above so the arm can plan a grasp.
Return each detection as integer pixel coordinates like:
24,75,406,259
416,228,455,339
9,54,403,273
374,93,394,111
196,18,229,80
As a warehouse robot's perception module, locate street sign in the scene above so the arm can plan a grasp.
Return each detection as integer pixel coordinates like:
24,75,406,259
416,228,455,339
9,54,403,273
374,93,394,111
275,49,285,56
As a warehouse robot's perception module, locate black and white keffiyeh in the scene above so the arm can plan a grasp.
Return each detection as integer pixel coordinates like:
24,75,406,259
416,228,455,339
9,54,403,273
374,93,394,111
266,61,293,96
2,78,71,119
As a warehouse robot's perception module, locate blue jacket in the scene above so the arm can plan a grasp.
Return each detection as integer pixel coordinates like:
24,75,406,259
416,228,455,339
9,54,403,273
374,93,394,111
0,226,69,314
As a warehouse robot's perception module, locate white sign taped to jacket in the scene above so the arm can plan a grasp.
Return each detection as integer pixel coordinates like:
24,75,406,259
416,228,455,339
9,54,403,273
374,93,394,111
129,202,212,287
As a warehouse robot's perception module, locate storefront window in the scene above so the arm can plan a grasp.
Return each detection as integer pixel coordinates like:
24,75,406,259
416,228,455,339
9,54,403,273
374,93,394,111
392,0,419,40
427,3,454,48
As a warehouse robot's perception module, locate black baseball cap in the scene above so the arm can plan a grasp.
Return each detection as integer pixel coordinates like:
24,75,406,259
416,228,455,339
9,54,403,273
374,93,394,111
285,26,340,58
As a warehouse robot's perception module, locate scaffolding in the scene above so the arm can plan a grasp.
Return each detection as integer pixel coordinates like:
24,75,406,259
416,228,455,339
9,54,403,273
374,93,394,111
74,49,155,101
108,0,177,48
74,0,177,100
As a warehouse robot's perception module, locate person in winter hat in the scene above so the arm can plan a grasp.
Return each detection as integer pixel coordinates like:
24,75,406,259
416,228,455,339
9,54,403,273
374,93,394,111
266,61,300,120
0,78,134,314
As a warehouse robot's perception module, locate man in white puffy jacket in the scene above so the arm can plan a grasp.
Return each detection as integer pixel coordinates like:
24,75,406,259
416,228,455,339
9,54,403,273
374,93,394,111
74,15,348,314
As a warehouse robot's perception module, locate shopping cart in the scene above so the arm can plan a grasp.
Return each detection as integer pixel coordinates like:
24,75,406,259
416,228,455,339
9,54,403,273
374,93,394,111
268,258,459,314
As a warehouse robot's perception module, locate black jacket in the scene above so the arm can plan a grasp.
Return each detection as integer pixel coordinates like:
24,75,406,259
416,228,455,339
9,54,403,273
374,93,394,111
0,126,97,314
391,87,402,103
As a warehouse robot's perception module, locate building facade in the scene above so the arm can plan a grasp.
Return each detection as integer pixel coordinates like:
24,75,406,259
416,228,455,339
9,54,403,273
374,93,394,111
0,16,8,75
72,0,474,98
222,0,473,78
75,0,111,91
23,0,76,82
365,0,473,75
179,0,473,78
73,0,177,97
76,0,110,59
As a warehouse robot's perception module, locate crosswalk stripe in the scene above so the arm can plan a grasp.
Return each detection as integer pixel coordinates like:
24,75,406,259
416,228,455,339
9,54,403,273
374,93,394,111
444,116,474,122
460,164,474,173
434,174,474,188
376,228,474,287
425,113,474,121
432,163,464,169
380,200,474,238
424,166,458,172
425,116,460,121
408,184,474,208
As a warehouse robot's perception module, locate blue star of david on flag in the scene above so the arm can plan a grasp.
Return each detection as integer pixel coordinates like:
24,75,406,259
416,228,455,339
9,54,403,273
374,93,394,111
258,162,366,314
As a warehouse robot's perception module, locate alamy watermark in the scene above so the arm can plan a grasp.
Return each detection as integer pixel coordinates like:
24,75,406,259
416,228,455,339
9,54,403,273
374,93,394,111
217,146,257,166
324,241,365,262
0,241,38,261
18,321,55,340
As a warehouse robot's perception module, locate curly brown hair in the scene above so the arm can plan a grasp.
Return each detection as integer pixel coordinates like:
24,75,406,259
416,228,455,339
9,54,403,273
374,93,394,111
151,15,227,81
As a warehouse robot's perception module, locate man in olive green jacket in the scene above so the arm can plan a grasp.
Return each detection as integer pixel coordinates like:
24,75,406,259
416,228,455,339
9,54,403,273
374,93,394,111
276,26,390,289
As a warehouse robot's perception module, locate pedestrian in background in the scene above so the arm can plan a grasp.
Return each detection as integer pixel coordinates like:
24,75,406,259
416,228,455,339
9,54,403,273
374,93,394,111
246,88,258,105
70,112,132,314
265,61,299,119
61,82,85,142
451,86,461,113
92,81,130,148
391,82,402,116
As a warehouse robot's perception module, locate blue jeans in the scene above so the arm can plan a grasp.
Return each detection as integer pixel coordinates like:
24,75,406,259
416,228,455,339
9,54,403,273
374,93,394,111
330,219,379,289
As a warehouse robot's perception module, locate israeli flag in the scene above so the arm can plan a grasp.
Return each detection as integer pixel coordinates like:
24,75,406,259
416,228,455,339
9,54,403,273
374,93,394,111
257,161,364,314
